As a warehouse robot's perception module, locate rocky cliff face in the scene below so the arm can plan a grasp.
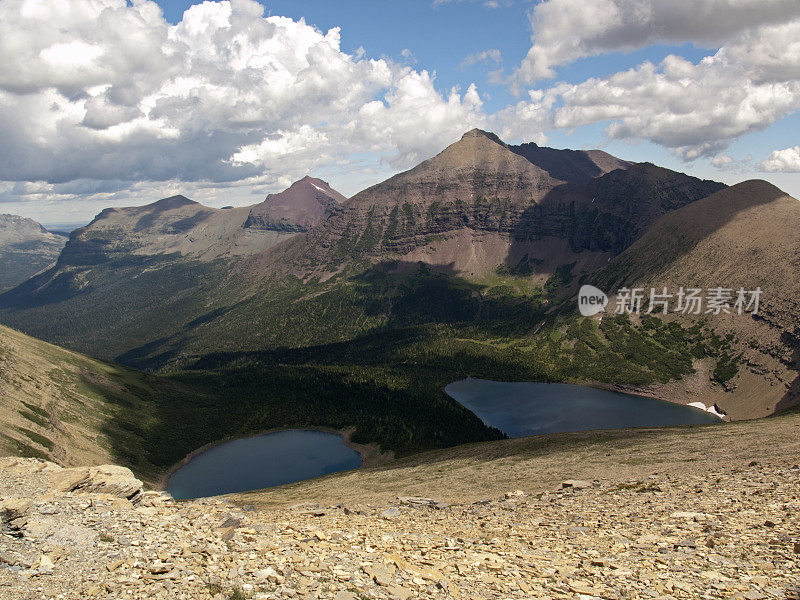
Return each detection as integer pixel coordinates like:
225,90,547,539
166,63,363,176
276,130,724,276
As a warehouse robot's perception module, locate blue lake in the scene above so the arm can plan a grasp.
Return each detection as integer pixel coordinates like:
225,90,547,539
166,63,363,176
445,378,721,438
167,430,362,500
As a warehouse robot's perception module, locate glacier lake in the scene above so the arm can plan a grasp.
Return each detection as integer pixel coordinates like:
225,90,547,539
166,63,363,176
167,430,362,500
446,378,721,438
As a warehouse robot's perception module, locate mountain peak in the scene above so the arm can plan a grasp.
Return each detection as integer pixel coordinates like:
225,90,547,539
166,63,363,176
733,178,787,196
149,195,197,211
244,177,346,232
460,128,505,146
290,176,343,196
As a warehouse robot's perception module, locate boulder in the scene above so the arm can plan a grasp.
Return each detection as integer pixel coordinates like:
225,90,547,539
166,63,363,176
50,465,143,503
381,508,401,519
1,498,32,535
397,496,449,509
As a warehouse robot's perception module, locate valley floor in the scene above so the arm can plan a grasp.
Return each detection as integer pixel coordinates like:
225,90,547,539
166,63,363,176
1,411,799,600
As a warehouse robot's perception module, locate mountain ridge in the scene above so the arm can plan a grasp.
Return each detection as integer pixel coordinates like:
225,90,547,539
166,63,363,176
0,214,67,292
0,177,346,357
590,179,800,418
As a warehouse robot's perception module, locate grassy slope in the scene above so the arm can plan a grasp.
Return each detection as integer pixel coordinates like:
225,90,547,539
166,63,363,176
232,403,800,508
0,322,198,482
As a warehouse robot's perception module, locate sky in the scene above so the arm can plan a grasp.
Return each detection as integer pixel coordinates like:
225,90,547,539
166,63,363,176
1,0,799,226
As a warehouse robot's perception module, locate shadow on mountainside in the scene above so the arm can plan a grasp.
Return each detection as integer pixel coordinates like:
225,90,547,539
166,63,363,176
504,163,728,283
590,180,790,292
0,256,236,364
116,302,249,369
511,143,623,185
775,330,800,414
0,265,88,310
113,260,553,370
91,354,507,482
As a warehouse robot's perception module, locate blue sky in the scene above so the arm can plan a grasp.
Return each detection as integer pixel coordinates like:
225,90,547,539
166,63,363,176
1,0,799,225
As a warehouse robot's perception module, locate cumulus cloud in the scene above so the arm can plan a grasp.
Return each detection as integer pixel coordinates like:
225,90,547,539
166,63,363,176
3,0,800,212
501,0,800,160
0,0,485,199
349,74,486,168
759,147,800,173
517,0,800,83
400,48,417,64
710,153,753,173
711,154,734,168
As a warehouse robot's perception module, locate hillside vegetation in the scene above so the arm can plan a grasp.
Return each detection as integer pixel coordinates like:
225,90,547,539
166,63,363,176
0,323,506,483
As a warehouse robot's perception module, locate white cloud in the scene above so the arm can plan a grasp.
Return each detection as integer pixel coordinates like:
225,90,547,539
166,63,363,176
517,0,800,83
711,153,753,173
460,49,502,70
546,51,800,159
711,154,734,168
759,146,800,173
350,73,486,168
3,0,800,215
400,48,417,64
500,1,800,160
0,0,486,198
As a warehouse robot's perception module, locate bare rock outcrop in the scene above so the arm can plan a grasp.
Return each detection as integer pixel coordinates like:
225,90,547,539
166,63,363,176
49,464,143,504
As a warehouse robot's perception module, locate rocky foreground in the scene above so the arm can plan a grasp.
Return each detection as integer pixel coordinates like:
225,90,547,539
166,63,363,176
1,456,798,600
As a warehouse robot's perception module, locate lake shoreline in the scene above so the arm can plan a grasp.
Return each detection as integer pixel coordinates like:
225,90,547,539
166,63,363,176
458,375,728,421
447,377,722,439
156,426,393,494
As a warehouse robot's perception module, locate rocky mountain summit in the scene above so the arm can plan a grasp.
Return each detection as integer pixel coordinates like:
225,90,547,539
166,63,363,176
245,177,347,233
2,451,798,600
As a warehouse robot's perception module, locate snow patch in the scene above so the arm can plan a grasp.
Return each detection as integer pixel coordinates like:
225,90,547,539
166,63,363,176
687,402,726,419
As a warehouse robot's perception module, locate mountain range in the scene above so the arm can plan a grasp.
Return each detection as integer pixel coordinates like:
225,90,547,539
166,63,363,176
0,178,344,358
1,129,799,471
264,129,721,280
